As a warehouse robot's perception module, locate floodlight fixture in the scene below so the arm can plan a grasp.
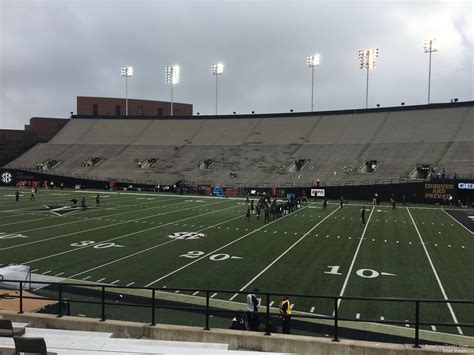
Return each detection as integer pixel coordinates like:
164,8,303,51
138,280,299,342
211,63,224,115
423,38,438,104
165,65,180,116
307,54,320,111
121,66,133,116
358,48,379,108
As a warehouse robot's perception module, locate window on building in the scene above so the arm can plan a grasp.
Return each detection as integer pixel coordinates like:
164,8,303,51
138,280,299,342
137,107,143,116
92,104,98,116
158,108,163,116
115,105,121,116
175,109,180,115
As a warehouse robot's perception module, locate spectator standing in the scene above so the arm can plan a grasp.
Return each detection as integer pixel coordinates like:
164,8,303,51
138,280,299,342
246,289,261,331
279,296,292,334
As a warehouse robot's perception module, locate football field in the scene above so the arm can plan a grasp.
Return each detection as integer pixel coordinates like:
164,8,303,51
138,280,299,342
0,187,473,340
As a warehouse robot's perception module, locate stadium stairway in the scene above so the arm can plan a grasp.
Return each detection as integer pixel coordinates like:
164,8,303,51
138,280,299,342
0,324,290,354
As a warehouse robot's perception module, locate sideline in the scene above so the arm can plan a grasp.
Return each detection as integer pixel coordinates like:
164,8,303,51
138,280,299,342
407,207,463,335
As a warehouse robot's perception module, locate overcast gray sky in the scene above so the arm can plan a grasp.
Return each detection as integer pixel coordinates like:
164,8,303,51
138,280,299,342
0,0,472,129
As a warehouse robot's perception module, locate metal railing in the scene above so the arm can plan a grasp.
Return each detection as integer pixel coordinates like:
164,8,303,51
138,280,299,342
2,279,473,348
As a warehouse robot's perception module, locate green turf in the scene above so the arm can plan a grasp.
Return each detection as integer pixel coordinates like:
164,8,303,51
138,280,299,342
0,187,473,341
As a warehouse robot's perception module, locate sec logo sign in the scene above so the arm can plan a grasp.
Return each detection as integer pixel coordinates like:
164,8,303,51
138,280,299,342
1,172,13,184
167,232,206,240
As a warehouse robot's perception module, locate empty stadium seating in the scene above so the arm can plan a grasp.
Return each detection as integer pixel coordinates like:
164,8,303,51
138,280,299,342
6,104,473,186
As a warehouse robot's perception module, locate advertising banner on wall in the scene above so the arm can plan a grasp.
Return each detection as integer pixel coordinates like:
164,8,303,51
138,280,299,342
311,188,325,197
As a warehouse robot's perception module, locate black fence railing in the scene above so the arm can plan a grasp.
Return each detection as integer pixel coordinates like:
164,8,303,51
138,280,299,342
2,279,473,348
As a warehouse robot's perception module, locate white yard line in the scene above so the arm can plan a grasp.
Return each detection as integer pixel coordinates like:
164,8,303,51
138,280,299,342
23,203,239,265
407,208,463,335
12,198,189,235
337,206,375,309
442,209,474,235
144,204,313,288
2,199,230,252
67,211,243,278
228,207,341,301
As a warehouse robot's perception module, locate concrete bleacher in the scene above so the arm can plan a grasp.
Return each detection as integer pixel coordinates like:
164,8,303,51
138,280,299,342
0,324,289,355
6,104,473,186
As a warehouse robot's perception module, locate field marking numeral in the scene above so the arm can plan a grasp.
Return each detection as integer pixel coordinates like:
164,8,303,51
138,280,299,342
325,265,343,275
70,240,125,249
180,250,243,261
0,232,28,240
325,265,396,279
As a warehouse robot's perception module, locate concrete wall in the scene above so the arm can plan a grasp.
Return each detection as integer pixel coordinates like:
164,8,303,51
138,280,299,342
1,311,472,354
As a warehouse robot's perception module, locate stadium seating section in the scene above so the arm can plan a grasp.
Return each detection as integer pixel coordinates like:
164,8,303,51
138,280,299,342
6,106,473,186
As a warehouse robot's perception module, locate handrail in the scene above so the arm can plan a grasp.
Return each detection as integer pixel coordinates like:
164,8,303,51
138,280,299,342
1,279,472,348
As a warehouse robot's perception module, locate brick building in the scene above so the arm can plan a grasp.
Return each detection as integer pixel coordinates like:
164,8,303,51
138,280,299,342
76,96,193,117
0,117,68,142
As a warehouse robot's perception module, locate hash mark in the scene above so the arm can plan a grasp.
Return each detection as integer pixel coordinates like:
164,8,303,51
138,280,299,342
310,307,315,313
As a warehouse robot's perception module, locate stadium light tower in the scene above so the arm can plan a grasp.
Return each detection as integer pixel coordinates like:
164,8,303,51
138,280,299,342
211,63,224,115
120,66,133,116
165,65,180,116
424,38,437,104
358,48,379,109
307,54,320,111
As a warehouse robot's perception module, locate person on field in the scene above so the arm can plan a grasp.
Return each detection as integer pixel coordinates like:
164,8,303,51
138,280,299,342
30,187,36,200
71,198,78,208
81,197,86,211
339,195,344,208
15,190,20,202
361,208,366,224
390,196,396,210
323,196,328,210
246,289,261,331
250,199,254,214
245,207,251,222
279,296,292,334
96,193,101,206
264,205,270,223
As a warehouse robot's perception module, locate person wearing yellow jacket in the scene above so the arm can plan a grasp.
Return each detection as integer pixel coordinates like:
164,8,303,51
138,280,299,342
279,296,291,334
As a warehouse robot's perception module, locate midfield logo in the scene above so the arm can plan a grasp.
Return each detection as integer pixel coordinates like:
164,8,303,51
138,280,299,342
167,232,206,240
37,204,86,216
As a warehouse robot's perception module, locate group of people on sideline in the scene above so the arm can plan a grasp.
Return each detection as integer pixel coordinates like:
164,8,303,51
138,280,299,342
230,289,292,334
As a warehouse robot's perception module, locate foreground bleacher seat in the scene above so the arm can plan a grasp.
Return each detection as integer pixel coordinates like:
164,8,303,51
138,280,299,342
0,320,25,338
13,336,53,355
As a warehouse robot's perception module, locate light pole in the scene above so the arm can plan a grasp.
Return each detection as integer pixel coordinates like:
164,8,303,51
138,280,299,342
358,48,379,109
211,63,224,115
120,66,133,116
165,65,180,116
307,54,320,111
424,38,437,104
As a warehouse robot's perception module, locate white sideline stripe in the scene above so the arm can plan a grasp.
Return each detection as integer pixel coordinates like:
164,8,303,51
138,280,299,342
111,280,120,285
41,270,51,275
7,199,230,253
310,307,315,313
82,276,91,280
442,209,474,235
31,269,39,272
54,272,64,277
97,278,106,282
336,206,375,309
126,282,135,287
228,207,340,301
211,293,218,298
28,206,240,268
407,208,463,335
144,204,314,288
192,291,199,296
67,208,242,278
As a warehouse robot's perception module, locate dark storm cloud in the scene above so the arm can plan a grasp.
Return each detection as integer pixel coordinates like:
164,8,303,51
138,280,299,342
0,0,472,129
